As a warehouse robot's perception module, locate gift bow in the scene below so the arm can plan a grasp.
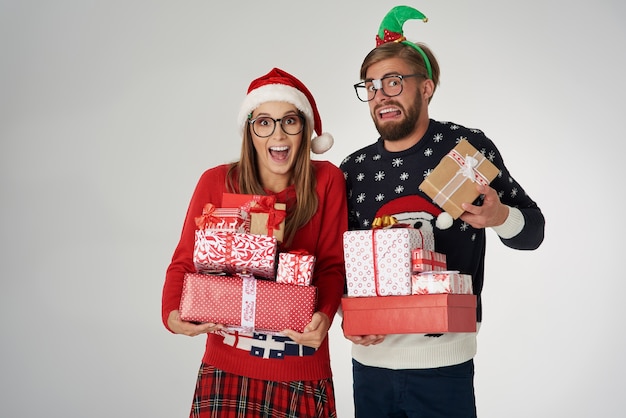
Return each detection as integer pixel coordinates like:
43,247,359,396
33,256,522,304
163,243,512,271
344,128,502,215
194,203,219,230
249,196,287,232
449,150,489,186
371,215,398,229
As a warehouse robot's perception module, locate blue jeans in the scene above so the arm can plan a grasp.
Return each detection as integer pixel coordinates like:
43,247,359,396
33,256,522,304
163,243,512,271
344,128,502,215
352,359,477,418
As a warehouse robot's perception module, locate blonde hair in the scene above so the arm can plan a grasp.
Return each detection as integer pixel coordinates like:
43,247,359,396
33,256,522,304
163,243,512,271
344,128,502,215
226,113,318,246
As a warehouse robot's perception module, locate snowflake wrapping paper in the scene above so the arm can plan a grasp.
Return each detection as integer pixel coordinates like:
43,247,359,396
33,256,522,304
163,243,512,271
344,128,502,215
193,230,277,279
411,248,447,273
419,138,500,219
276,251,316,286
343,228,435,297
222,193,286,243
180,273,317,333
411,271,473,295
341,293,477,335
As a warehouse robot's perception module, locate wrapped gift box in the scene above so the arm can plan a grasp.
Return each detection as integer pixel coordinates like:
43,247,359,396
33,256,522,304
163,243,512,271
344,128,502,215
180,273,317,333
411,248,447,273
341,294,477,335
222,193,286,242
194,203,249,233
419,139,499,219
343,228,435,297
193,230,277,278
411,271,473,295
276,251,316,286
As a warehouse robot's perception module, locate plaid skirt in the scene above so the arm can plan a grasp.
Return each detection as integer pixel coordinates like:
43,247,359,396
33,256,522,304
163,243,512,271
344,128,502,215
190,363,337,418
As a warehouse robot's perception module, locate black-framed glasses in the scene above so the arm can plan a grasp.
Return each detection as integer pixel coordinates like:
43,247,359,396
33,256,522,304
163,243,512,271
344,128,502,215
353,73,424,102
248,114,305,138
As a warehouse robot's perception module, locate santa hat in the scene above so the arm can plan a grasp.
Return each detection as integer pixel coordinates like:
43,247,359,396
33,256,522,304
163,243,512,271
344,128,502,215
375,5,433,80
237,67,334,154
375,195,453,230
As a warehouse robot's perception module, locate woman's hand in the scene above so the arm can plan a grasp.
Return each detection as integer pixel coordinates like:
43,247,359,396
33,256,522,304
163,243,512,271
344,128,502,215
167,310,223,337
282,312,330,349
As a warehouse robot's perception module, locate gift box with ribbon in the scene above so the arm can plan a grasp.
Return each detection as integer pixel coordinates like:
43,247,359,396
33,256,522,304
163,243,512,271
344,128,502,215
276,250,316,286
193,230,277,279
411,248,447,273
411,270,473,295
419,139,500,219
222,193,287,243
343,222,435,297
194,203,249,233
180,272,317,334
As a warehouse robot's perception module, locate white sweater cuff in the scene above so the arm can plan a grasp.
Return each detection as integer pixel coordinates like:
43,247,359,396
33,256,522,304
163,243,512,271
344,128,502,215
491,206,524,239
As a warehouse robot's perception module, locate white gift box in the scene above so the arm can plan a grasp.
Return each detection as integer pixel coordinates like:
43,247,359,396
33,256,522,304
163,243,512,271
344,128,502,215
343,228,435,297
411,270,473,295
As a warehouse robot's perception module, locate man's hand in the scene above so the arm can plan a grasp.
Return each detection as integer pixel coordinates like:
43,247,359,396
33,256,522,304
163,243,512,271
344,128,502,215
460,184,509,229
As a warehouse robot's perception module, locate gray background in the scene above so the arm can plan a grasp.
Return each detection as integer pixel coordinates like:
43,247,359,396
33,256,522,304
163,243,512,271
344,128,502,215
1,1,624,417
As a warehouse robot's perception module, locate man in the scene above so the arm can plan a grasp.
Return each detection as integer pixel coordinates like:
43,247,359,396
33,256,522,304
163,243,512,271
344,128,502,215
340,6,545,418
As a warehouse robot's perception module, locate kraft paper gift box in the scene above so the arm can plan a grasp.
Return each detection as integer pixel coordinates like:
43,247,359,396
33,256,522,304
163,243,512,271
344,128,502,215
193,230,277,279
194,203,248,233
411,271,473,295
180,272,317,333
341,294,477,335
419,138,500,219
276,251,316,286
343,228,435,297
411,248,447,273
222,193,286,242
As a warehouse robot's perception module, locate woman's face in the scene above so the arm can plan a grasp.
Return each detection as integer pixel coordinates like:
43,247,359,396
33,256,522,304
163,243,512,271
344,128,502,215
249,101,303,190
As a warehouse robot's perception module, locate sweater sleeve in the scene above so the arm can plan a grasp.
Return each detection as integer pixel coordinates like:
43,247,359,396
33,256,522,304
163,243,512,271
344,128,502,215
161,166,228,332
305,162,348,323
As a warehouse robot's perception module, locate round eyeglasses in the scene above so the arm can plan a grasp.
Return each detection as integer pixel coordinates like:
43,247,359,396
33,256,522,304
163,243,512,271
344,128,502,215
248,114,305,138
353,73,424,102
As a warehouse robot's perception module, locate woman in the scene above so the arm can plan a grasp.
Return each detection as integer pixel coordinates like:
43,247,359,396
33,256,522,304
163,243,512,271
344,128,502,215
161,68,347,418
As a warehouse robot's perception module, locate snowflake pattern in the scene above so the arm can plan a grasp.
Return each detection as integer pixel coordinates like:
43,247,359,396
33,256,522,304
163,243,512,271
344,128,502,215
400,172,409,181
373,154,381,160
510,188,518,198
392,158,403,167
433,133,443,142
356,193,366,203
424,148,433,157
375,193,385,201
375,171,385,181
395,185,404,194
355,154,366,163
356,173,365,181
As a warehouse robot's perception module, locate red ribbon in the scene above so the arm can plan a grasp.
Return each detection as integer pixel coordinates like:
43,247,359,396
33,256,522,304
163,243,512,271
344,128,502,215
249,196,287,236
195,203,219,230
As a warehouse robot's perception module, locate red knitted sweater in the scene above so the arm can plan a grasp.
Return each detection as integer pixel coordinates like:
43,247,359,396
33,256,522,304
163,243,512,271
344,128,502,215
162,160,347,381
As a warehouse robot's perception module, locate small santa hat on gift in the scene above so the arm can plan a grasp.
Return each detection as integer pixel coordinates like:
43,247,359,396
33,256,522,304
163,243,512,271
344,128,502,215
375,195,453,230
237,67,333,154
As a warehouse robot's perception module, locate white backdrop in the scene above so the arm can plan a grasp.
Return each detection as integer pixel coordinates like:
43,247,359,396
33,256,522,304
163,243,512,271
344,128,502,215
1,1,624,417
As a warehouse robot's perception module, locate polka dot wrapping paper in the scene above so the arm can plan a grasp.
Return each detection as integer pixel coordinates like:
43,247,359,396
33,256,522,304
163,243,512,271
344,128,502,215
343,228,435,297
179,272,317,333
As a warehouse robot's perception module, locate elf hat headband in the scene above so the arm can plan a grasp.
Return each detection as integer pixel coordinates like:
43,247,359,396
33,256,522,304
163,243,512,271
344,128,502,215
237,67,333,154
375,5,432,80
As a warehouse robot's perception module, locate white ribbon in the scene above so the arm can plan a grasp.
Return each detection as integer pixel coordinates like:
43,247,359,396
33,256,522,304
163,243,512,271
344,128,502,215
457,154,479,182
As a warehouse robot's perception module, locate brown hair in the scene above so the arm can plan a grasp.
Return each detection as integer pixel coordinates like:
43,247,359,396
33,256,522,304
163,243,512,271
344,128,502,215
226,114,318,246
360,42,441,102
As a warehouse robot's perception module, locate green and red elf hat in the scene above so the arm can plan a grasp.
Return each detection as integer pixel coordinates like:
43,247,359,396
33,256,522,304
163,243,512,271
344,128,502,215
375,5,433,80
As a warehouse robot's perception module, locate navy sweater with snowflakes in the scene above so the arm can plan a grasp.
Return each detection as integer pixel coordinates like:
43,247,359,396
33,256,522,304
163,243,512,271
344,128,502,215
340,119,544,369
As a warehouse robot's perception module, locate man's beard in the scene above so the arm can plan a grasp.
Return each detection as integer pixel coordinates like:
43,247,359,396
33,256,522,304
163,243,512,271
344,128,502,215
373,99,422,142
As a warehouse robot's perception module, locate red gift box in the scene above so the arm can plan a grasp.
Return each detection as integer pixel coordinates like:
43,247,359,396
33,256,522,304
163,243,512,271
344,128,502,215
341,294,477,335
194,203,248,232
180,273,317,333
411,248,447,273
222,193,286,242
276,251,316,286
193,230,277,278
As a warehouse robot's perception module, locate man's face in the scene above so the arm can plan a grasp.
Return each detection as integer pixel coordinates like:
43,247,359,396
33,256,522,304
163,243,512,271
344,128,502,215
365,57,423,142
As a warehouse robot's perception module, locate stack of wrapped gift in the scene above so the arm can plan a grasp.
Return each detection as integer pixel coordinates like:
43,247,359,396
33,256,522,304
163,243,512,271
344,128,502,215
341,220,477,335
179,193,318,334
